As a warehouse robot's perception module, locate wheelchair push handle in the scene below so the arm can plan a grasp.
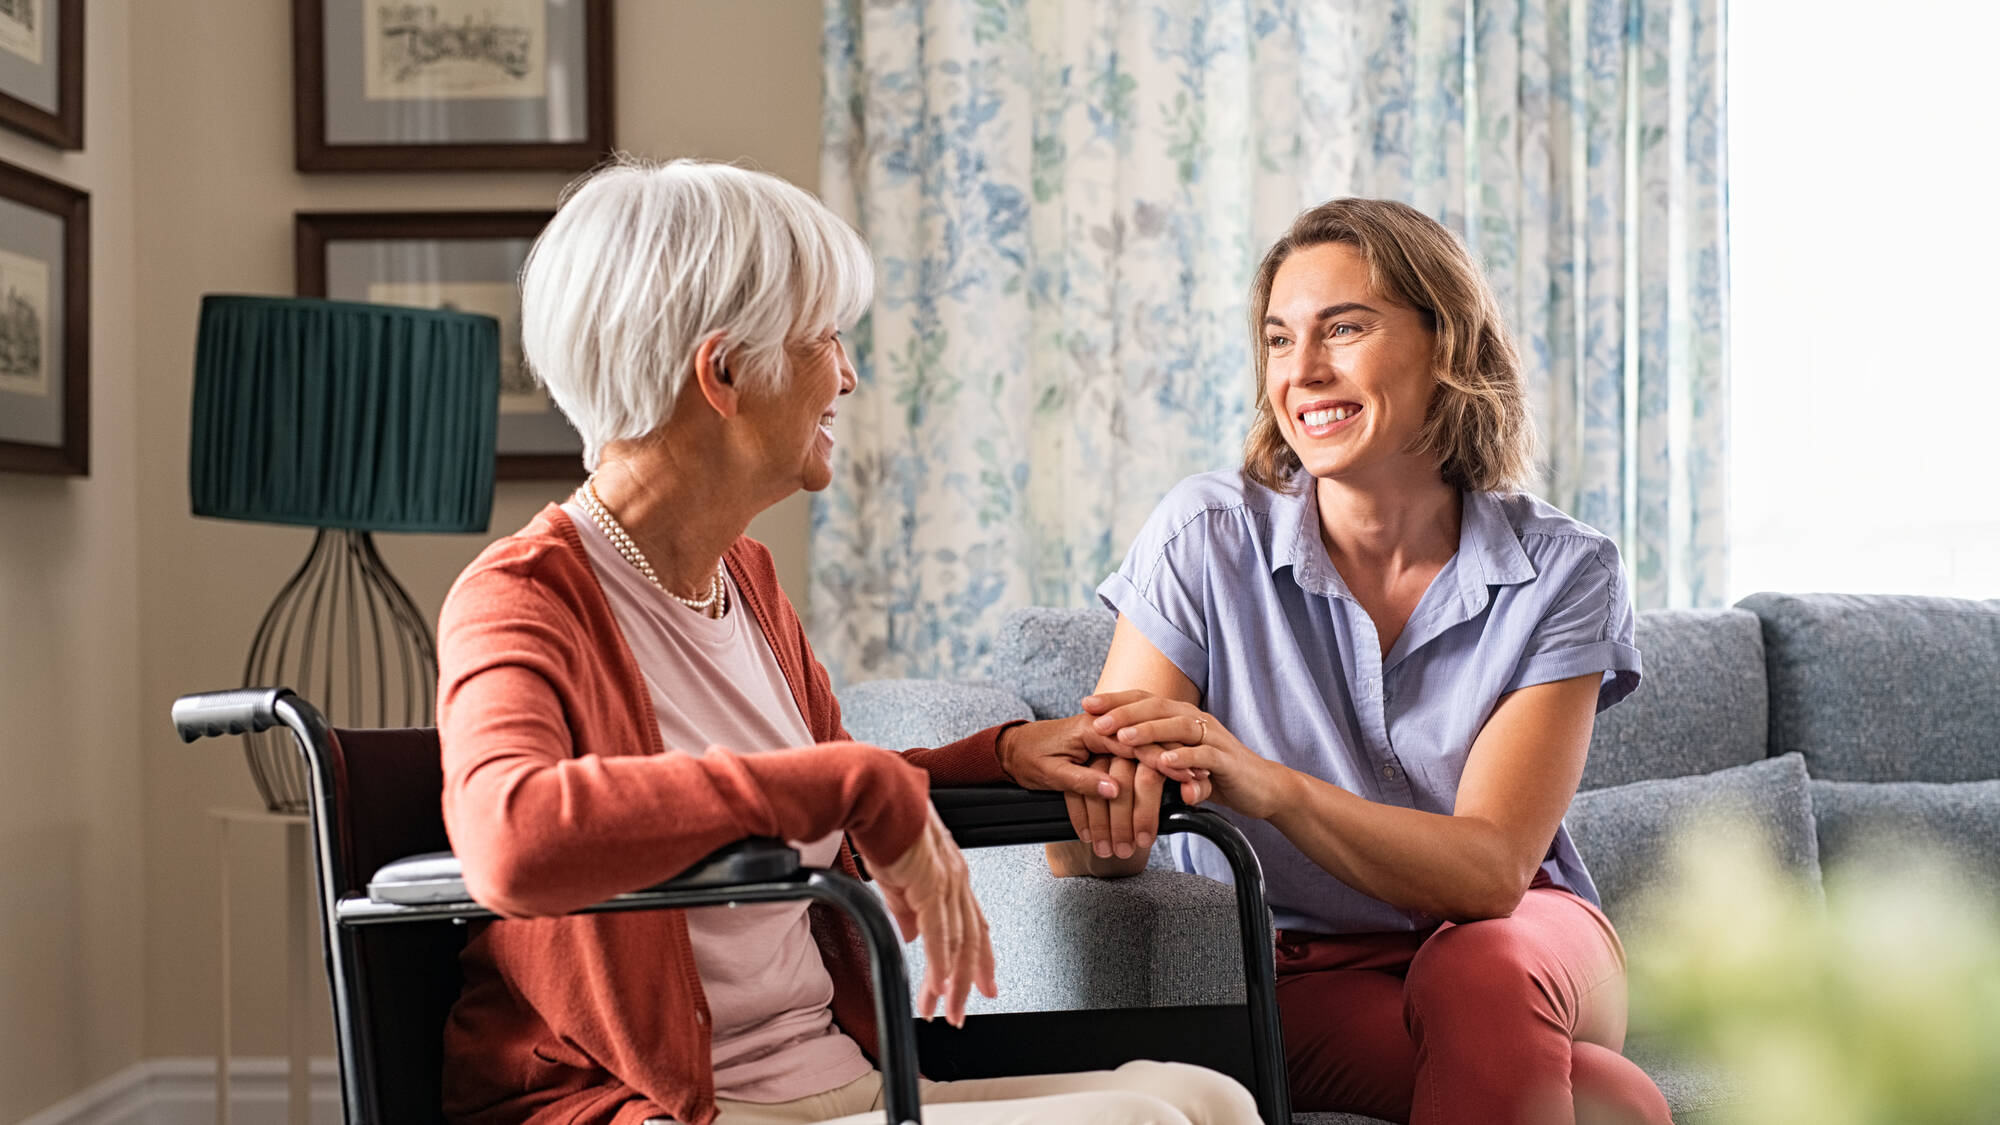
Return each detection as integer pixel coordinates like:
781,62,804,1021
172,687,296,742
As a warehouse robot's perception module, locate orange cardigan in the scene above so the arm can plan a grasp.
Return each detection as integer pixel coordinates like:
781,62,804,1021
437,505,1014,1125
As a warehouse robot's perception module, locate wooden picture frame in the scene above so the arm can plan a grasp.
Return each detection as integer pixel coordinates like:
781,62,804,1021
0,159,87,475
293,0,612,172
296,210,580,480
0,0,81,149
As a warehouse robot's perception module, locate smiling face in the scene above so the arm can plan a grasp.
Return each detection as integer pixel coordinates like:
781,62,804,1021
760,327,855,494
1261,242,1441,489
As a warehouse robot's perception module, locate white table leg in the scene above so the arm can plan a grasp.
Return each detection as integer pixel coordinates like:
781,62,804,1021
286,822,309,1125
217,817,232,1125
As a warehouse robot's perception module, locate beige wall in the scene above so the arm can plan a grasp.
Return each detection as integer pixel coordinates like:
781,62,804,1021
5,1,826,1117
0,2,143,1120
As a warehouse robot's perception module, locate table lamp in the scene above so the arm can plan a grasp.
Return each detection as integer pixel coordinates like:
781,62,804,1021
188,294,499,812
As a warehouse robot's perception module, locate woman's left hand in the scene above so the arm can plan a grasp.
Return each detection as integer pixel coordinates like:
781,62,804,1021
1083,693,1290,821
872,802,999,1026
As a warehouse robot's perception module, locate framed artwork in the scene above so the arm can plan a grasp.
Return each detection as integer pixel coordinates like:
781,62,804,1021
296,210,581,480
0,0,82,149
293,0,612,172
0,159,86,475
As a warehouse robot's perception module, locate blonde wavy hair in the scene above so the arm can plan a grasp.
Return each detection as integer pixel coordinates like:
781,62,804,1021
1243,198,1537,494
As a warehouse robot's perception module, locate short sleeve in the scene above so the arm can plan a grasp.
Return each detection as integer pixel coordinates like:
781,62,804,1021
1095,495,1213,692
1505,537,1642,711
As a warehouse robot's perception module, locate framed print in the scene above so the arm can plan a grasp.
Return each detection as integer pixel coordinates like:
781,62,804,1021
0,0,82,149
0,159,86,475
294,0,612,172
296,210,582,479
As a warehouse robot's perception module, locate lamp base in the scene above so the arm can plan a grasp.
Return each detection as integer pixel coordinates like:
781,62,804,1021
241,527,436,813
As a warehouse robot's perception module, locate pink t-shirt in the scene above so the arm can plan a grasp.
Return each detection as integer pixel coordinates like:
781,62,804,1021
564,501,873,1103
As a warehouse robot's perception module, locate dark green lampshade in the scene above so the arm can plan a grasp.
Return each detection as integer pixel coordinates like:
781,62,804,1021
189,294,500,533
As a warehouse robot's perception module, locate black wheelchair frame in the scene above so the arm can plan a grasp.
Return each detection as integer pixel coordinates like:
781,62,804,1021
173,687,1289,1125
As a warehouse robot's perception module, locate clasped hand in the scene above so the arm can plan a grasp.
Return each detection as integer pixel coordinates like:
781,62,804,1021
995,693,1283,863
1068,691,1286,857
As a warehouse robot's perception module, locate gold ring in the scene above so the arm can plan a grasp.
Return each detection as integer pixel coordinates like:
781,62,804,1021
1193,717,1208,745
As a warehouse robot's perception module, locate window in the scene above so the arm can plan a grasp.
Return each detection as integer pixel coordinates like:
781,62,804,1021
1727,1,2000,600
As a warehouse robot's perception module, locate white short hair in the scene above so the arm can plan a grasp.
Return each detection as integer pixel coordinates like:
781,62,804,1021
519,157,874,469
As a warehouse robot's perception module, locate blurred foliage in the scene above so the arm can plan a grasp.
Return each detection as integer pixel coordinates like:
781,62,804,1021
1626,821,2000,1125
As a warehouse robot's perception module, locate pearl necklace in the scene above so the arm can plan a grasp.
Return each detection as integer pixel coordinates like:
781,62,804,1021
577,477,728,618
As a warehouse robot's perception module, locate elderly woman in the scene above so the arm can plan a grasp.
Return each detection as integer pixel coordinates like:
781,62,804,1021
436,159,1256,1125
1054,200,1673,1125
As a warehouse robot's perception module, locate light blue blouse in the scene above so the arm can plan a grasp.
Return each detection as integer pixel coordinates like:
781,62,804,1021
1097,470,1641,935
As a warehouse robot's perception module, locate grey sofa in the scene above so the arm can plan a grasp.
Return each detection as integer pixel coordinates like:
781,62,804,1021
838,592,2000,1124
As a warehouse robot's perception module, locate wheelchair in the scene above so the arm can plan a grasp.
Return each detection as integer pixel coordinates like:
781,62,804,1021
173,687,1290,1124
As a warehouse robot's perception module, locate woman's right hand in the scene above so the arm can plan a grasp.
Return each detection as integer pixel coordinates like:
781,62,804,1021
869,802,998,1027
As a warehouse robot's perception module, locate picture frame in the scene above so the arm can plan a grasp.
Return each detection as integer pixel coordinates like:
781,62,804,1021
294,0,612,172
0,159,87,475
296,210,581,480
0,0,81,149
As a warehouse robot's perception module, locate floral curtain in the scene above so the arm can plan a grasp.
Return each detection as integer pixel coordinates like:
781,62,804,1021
813,0,1728,684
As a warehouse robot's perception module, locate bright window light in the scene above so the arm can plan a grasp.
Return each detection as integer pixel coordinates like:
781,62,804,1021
1728,1,2000,601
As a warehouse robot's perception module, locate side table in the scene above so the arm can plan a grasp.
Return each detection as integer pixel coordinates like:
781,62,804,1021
209,807,313,1125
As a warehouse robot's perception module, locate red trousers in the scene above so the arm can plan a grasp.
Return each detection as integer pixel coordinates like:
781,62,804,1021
1275,886,1671,1125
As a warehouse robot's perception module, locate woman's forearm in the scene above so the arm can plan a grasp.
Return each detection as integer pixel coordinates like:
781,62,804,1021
1264,768,1537,921
1263,675,1599,921
442,665,933,917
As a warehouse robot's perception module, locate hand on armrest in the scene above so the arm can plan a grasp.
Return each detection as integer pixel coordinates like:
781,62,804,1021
867,803,998,1026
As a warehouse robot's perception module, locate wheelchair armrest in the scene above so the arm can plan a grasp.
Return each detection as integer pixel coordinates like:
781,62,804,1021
367,837,802,906
931,786,1067,831
930,785,1184,848
367,851,468,905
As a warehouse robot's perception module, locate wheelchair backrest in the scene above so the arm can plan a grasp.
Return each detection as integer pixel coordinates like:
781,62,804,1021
327,726,465,1125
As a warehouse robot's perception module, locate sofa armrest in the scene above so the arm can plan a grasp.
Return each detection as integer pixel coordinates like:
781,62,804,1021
839,678,1034,750
890,844,1247,1014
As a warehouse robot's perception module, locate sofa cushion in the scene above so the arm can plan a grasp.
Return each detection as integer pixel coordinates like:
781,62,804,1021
1620,1035,1740,1122
988,606,1117,719
836,678,1033,750
1582,609,1769,790
1565,753,1821,937
1738,592,2000,782
1810,778,2000,901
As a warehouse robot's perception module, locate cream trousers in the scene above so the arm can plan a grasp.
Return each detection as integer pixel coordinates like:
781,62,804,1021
704,1059,1259,1125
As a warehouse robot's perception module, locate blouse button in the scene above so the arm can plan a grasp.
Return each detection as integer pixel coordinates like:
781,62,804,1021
1380,763,1401,782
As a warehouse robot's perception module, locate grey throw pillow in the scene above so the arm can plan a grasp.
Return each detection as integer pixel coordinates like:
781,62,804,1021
988,606,1117,719
1582,608,1769,790
1565,753,1822,936
988,604,1128,716
1810,778,2000,903
1738,592,2000,782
